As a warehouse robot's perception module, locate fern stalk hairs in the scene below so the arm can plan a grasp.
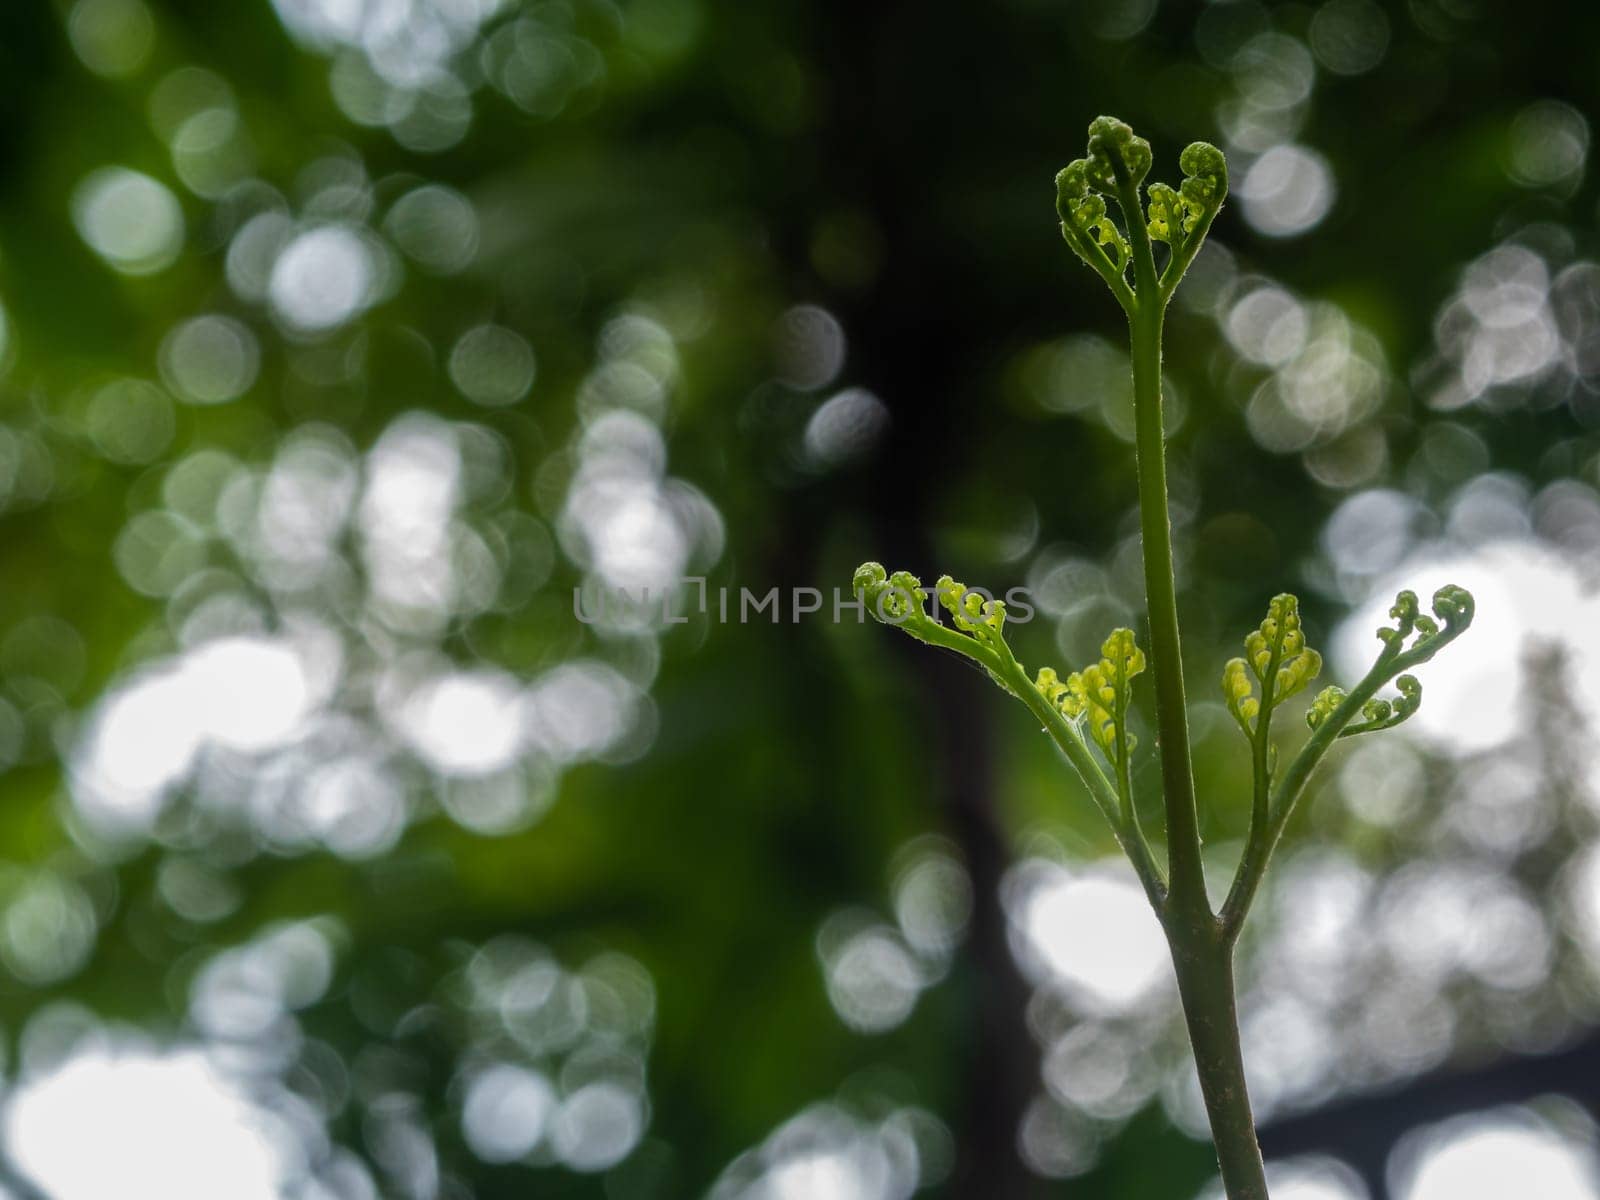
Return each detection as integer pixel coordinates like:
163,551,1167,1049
853,116,1474,1199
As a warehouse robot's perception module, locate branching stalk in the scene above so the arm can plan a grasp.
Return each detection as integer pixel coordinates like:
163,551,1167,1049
854,115,1474,1200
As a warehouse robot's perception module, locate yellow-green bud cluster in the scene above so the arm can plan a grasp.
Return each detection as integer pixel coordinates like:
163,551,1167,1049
853,563,1018,665
1036,627,1145,759
1057,166,1130,270
1034,666,1069,708
1306,685,1345,732
934,574,1010,656
936,575,1005,636
1223,657,1258,726
1145,183,1183,244
1222,593,1322,736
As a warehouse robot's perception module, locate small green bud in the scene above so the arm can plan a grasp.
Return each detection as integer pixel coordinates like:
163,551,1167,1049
1055,161,1090,207
1275,647,1322,702
1431,585,1474,633
1223,656,1259,731
1378,589,1421,649
1245,629,1271,676
1178,141,1228,229
1079,665,1116,752
1035,666,1069,707
1057,188,1130,272
1146,183,1183,244
1100,627,1147,681
1306,685,1346,731
884,570,927,623
1393,674,1422,720
1073,192,1106,228
853,561,887,596
1061,670,1090,721
934,574,965,621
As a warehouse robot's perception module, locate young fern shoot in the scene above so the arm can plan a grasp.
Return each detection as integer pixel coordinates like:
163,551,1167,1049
852,116,1475,1200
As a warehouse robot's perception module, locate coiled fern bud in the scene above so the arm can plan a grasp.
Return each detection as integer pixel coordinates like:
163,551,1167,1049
1084,115,1153,190
1375,585,1475,663
1055,116,1229,312
853,563,1022,677
853,561,926,625
1178,142,1228,230
1305,585,1473,740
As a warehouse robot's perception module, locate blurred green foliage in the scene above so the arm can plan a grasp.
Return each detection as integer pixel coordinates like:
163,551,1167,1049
0,0,1598,1198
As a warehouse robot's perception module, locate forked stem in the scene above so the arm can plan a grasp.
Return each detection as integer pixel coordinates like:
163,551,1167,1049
857,117,1473,1200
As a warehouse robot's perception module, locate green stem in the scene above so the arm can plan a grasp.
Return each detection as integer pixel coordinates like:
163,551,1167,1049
1114,165,1267,1197
1127,291,1205,908
1168,921,1271,1200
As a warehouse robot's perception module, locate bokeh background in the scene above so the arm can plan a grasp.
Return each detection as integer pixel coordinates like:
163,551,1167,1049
0,0,1598,1197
